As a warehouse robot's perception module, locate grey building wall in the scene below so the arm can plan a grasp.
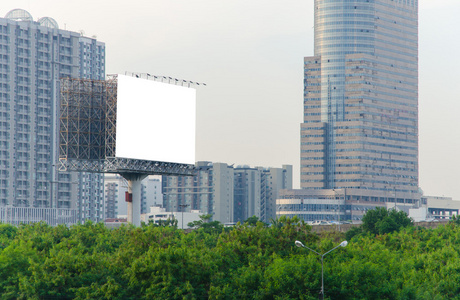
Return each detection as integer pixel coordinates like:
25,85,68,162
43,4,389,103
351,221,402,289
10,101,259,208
263,165,293,221
211,163,234,224
140,177,162,214
234,166,261,223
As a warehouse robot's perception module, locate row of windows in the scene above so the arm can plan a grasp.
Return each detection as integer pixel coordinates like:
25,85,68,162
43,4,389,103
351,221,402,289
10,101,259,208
346,96,416,110
318,13,375,20
334,147,418,158
317,41,417,59
346,78,417,91
302,155,416,165
302,162,416,170
376,1,417,14
319,50,416,66
346,64,417,80
335,131,417,141
302,138,418,153
345,87,417,102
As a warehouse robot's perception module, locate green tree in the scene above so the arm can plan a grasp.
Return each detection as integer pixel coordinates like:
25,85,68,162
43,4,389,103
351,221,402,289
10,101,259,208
362,207,413,235
243,215,262,227
187,214,223,234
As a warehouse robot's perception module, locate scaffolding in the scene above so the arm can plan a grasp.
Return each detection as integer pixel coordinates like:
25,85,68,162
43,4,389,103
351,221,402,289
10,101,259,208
60,77,107,161
59,75,195,176
105,74,117,158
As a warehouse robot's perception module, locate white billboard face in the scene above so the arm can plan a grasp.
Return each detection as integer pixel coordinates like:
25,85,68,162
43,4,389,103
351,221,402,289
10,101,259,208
116,74,196,164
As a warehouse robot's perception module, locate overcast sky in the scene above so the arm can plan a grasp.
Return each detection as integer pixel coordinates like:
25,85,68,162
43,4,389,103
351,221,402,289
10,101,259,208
3,0,460,200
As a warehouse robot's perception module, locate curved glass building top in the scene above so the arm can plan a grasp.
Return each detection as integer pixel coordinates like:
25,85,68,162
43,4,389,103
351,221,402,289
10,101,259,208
5,9,33,21
38,17,59,29
314,0,376,58
314,0,418,121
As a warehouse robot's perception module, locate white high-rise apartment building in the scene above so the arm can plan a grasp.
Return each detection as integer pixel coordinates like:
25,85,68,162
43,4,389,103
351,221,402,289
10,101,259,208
0,9,105,223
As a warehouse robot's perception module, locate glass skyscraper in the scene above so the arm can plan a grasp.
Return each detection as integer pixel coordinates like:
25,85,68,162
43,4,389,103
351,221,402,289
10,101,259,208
301,0,418,199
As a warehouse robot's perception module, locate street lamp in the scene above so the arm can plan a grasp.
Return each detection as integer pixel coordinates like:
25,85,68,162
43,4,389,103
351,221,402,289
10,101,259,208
178,204,189,229
295,240,348,300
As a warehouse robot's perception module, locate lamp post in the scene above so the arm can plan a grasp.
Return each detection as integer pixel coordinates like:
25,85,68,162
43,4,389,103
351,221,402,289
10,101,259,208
178,204,189,229
295,240,348,300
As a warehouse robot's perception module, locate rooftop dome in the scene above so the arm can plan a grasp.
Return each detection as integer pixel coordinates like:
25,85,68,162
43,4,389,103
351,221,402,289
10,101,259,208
5,9,33,21
38,17,59,29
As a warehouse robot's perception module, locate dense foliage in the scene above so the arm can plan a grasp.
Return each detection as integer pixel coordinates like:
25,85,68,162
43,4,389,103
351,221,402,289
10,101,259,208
361,207,414,235
0,215,459,299
346,207,414,240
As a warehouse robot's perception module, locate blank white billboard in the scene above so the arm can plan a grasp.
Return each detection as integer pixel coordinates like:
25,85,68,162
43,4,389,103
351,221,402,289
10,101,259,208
116,74,196,164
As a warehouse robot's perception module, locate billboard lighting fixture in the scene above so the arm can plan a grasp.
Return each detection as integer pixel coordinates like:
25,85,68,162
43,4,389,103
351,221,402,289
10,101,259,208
124,71,206,88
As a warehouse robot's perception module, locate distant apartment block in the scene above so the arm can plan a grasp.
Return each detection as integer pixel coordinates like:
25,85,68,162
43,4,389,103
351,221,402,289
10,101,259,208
0,9,105,224
162,162,292,224
104,174,163,219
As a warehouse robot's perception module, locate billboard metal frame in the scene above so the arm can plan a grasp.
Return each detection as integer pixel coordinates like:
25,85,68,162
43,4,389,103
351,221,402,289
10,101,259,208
59,75,195,177
58,157,195,176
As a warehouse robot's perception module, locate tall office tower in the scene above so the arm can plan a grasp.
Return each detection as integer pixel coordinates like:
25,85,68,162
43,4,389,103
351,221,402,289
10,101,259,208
301,0,418,201
0,9,105,222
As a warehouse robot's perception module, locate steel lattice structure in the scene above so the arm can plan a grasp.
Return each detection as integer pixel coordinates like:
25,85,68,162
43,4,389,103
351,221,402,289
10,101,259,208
60,77,106,160
59,75,195,176
105,74,117,158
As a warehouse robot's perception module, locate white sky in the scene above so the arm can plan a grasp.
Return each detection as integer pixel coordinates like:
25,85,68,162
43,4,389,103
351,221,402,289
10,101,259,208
3,0,460,200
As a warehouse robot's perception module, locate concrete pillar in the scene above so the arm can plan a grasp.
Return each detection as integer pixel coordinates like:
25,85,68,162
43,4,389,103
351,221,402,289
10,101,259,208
122,173,147,227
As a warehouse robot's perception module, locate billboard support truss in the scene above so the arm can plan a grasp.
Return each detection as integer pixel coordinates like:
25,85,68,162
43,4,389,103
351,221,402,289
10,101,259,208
58,157,195,176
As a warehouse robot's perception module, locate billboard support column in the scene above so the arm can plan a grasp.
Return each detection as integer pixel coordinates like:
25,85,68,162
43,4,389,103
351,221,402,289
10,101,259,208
122,173,147,226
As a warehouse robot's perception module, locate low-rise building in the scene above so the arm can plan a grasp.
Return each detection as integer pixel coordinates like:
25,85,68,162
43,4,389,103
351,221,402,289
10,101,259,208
141,206,201,229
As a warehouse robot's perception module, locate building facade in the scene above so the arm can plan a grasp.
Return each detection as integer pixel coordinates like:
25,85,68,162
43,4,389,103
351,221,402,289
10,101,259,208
163,162,235,224
234,166,261,223
141,206,202,229
279,0,420,222
0,9,105,223
301,0,418,199
421,196,460,220
163,162,292,224
104,174,163,219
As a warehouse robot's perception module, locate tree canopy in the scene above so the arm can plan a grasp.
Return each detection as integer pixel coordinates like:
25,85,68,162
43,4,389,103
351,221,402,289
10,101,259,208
0,216,458,299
